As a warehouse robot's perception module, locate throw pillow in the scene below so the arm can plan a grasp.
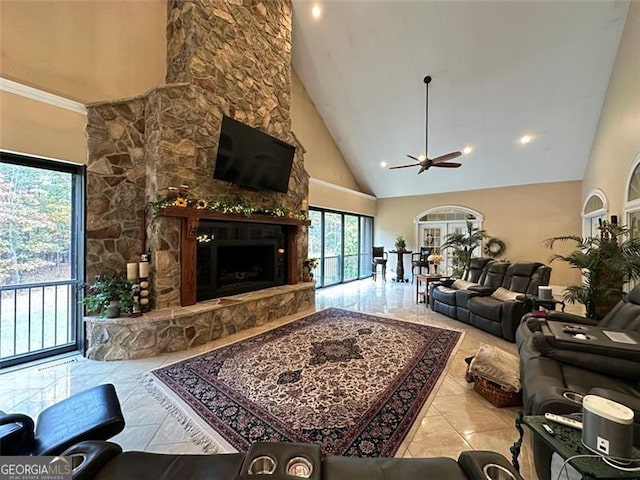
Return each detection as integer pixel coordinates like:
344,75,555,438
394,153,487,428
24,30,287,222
469,343,521,392
452,279,478,290
491,286,521,302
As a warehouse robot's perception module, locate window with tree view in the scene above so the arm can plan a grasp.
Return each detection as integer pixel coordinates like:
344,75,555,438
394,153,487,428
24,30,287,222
0,154,84,367
308,208,373,287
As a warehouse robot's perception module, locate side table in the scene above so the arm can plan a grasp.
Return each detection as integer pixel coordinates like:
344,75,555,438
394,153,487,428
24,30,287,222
512,413,640,479
416,274,451,305
389,250,412,282
524,294,566,312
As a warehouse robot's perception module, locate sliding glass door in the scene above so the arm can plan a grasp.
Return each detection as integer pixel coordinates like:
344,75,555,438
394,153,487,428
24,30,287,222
0,152,84,368
309,208,373,287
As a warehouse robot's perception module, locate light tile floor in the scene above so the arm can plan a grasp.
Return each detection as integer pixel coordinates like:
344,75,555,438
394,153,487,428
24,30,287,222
1,279,540,478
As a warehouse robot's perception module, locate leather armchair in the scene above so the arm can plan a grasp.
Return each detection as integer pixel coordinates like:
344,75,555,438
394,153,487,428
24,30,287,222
516,286,640,480
0,384,125,456
63,440,523,480
466,262,551,342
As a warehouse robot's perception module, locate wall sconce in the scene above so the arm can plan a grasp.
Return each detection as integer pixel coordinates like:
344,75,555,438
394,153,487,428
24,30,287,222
277,248,285,254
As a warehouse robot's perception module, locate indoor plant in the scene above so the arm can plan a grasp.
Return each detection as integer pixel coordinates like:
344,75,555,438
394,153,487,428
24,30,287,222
545,220,640,319
82,274,135,318
441,221,487,278
394,234,407,252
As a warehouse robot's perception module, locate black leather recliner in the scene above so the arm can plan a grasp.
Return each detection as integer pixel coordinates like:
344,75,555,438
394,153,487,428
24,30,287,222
430,257,495,317
63,440,524,480
516,286,640,480
432,260,510,323
465,262,551,342
0,384,125,456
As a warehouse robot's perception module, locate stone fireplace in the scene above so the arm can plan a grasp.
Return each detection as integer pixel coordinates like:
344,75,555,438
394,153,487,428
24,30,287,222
83,0,314,360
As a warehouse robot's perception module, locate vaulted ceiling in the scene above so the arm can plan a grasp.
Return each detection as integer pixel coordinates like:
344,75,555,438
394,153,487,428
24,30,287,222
291,1,629,198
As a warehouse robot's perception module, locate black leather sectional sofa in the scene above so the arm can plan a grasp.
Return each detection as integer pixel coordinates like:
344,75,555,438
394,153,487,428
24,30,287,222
431,259,551,341
64,440,523,480
516,286,640,480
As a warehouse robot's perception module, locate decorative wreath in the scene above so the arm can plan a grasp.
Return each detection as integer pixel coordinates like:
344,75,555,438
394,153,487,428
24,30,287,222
484,237,506,258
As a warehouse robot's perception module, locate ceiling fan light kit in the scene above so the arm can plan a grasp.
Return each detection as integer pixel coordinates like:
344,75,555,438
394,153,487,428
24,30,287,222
390,75,462,175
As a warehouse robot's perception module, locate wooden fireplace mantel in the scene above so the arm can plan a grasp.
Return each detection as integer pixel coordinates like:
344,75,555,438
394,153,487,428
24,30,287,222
159,207,309,306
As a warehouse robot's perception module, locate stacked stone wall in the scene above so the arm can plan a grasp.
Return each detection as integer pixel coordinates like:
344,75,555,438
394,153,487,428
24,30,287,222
86,0,309,309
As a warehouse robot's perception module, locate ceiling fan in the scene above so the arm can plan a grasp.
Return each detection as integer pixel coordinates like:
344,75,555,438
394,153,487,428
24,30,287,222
390,76,462,174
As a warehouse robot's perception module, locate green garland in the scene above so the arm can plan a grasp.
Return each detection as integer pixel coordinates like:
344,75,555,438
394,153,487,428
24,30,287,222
148,192,308,222
484,237,506,258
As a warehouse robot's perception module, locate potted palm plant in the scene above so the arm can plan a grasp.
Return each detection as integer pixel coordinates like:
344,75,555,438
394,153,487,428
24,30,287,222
82,274,134,318
441,220,487,278
545,220,640,319
394,234,407,252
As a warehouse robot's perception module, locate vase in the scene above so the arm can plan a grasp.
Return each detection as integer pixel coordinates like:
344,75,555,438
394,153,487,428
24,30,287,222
433,264,438,275
106,300,120,318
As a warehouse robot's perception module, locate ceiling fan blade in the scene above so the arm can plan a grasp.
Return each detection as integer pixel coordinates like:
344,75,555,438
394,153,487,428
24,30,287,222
433,162,462,168
389,164,419,169
431,151,462,164
406,155,422,162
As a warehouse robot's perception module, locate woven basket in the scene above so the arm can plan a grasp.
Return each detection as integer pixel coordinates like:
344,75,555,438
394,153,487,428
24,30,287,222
472,375,522,408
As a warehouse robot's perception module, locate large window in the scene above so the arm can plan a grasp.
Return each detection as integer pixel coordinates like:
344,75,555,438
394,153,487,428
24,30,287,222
0,152,84,368
309,208,373,287
582,190,607,238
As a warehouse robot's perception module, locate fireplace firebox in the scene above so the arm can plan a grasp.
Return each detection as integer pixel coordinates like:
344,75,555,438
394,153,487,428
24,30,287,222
196,221,287,301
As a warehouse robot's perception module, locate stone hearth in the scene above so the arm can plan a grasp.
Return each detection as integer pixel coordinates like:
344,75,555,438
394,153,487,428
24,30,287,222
85,283,314,361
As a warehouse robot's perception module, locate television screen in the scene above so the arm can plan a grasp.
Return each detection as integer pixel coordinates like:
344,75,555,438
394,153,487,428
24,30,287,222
213,115,295,194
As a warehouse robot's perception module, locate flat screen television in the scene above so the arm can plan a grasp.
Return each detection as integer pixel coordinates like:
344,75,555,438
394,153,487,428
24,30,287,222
213,115,295,194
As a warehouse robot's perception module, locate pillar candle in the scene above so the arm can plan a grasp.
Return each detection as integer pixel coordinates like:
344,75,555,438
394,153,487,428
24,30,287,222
127,263,138,282
139,262,150,278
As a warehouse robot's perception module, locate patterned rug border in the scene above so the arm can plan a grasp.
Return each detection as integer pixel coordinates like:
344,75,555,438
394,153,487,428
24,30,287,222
143,307,465,456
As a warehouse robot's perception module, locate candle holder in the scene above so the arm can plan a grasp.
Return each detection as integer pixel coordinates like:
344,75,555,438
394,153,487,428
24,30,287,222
138,259,151,313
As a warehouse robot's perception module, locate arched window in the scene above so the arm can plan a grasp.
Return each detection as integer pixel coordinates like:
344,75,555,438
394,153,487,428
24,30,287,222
414,206,484,276
625,153,640,238
581,189,607,238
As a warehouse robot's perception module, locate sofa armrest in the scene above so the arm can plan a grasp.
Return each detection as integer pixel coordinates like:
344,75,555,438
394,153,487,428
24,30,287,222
501,300,529,342
61,441,122,480
468,285,493,295
432,278,455,288
531,331,640,381
546,311,598,326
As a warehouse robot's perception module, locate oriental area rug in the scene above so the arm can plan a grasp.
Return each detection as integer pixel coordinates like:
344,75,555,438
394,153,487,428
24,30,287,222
147,307,462,457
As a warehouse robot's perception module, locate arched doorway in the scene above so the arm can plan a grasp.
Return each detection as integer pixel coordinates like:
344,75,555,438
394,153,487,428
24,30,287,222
414,206,484,276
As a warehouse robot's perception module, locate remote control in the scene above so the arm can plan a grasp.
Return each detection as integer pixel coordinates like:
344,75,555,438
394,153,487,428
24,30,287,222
544,413,583,430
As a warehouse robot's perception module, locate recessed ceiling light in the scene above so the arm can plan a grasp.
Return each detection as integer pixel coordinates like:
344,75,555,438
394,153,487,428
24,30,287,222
380,161,388,168
463,146,473,155
311,4,322,20
520,135,532,144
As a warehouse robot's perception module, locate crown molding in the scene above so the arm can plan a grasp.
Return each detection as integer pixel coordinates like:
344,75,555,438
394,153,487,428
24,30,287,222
309,177,376,200
0,78,87,115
